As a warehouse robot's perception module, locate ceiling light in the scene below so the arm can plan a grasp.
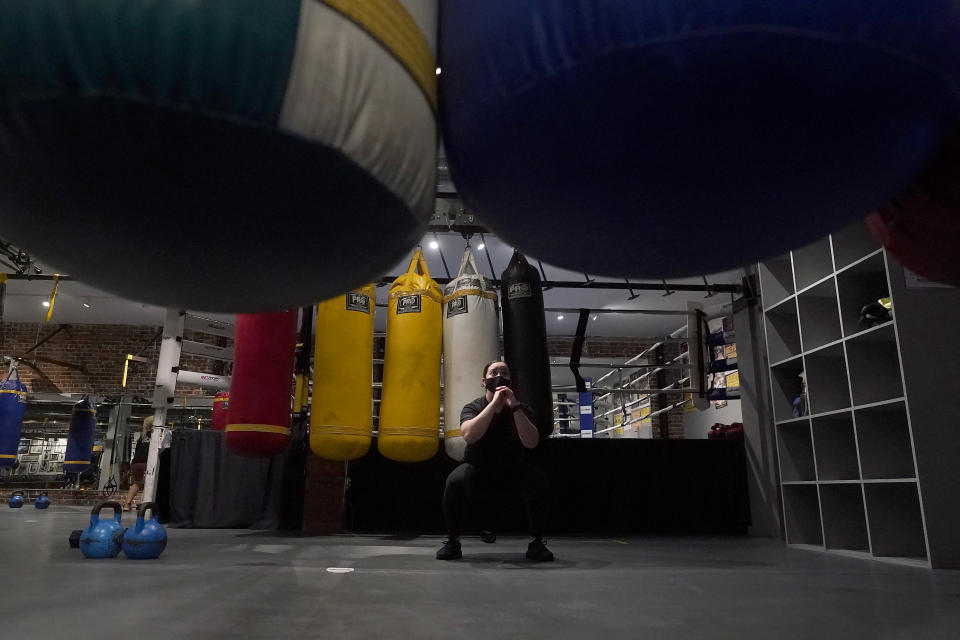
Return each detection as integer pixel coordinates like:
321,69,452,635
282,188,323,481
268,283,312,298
477,243,485,250
557,314,564,320
42,301,50,308
435,67,442,75
592,315,598,321
428,240,439,250
82,303,91,308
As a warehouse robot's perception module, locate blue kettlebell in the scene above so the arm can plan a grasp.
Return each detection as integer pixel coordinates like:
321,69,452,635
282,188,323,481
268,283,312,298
34,492,51,509
79,501,125,559
8,491,24,508
122,502,167,560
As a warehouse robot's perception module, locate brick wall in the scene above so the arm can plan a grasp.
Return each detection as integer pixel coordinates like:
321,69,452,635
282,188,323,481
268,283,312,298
0,322,231,396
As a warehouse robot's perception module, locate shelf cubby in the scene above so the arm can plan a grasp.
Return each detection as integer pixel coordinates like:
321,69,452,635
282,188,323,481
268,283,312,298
765,299,801,364
777,421,815,482
759,253,795,306
792,237,834,291
783,484,823,546
855,401,915,480
864,482,927,559
812,413,859,481
771,359,806,422
819,484,869,551
846,324,903,406
804,344,850,415
830,220,880,270
797,279,842,351
836,252,890,337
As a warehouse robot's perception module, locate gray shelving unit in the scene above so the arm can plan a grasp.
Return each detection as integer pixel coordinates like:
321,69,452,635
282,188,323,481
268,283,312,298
758,221,960,568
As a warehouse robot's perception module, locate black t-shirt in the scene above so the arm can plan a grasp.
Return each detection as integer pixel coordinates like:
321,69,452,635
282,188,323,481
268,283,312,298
460,397,530,469
132,438,150,464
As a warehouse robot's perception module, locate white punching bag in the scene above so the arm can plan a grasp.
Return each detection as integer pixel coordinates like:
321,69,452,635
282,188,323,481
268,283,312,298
442,248,500,460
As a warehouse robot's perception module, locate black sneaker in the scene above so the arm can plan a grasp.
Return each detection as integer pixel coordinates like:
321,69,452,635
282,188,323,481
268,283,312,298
480,529,497,544
436,537,462,560
526,537,554,562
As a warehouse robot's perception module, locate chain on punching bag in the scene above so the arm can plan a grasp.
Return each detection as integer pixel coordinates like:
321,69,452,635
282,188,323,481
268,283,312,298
500,251,553,438
64,396,96,473
0,367,27,468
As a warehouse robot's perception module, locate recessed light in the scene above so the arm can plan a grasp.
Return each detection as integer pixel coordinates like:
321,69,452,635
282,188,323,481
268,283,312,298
477,243,485,250
435,67,442,75
428,240,439,250
592,315,598,321
41,301,50,308
83,303,91,308
557,314,564,320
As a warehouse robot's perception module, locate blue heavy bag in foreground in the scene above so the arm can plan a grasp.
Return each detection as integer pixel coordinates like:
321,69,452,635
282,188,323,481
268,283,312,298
440,1,960,277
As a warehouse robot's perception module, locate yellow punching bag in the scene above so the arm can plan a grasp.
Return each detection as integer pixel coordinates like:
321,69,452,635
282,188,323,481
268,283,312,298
379,250,442,462
311,285,376,461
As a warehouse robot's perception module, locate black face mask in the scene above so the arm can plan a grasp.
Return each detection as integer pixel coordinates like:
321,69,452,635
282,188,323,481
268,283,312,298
485,375,511,392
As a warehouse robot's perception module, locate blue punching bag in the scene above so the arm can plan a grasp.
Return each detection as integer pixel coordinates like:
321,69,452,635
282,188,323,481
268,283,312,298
0,368,27,468
440,2,960,278
64,396,97,474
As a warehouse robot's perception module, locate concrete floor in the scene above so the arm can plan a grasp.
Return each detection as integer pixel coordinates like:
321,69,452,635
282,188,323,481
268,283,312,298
3,507,959,639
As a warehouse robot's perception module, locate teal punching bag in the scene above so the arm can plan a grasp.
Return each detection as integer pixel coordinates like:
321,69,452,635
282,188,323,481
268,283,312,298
500,252,553,438
0,0,439,312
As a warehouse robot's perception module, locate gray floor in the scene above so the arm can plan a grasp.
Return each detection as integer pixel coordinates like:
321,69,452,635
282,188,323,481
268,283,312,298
3,507,959,639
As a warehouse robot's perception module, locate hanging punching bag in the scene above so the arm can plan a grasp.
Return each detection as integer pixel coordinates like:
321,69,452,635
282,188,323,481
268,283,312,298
379,250,442,462
311,285,375,461
211,392,229,432
64,396,96,474
500,252,553,438
442,249,500,460
440,2,960,279
0,368,27,468
226,311,298,457
867,130,960,286
0,0,438,311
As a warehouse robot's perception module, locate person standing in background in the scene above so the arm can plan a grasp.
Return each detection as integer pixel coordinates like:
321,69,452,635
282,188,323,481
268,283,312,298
121,416,152,511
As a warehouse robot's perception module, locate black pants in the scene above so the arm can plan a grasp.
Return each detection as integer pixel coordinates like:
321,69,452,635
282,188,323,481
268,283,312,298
442,462,550,539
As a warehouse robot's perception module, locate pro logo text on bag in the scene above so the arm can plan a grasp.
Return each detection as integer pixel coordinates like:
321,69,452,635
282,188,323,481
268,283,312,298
397,294,422,314
446,296,468,318
507,282,532,300
346,292,371,314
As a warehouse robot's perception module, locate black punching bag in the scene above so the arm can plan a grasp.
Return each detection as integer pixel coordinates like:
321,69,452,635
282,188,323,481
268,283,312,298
500,251,552,438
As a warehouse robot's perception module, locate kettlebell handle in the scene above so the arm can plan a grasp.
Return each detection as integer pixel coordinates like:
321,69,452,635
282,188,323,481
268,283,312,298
12,491,23,497
92,501,123,518
137,501,159,520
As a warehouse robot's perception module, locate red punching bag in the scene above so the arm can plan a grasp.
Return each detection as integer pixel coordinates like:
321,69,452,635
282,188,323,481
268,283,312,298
226,311,297,457
867,130,960,286
211,392,229,432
